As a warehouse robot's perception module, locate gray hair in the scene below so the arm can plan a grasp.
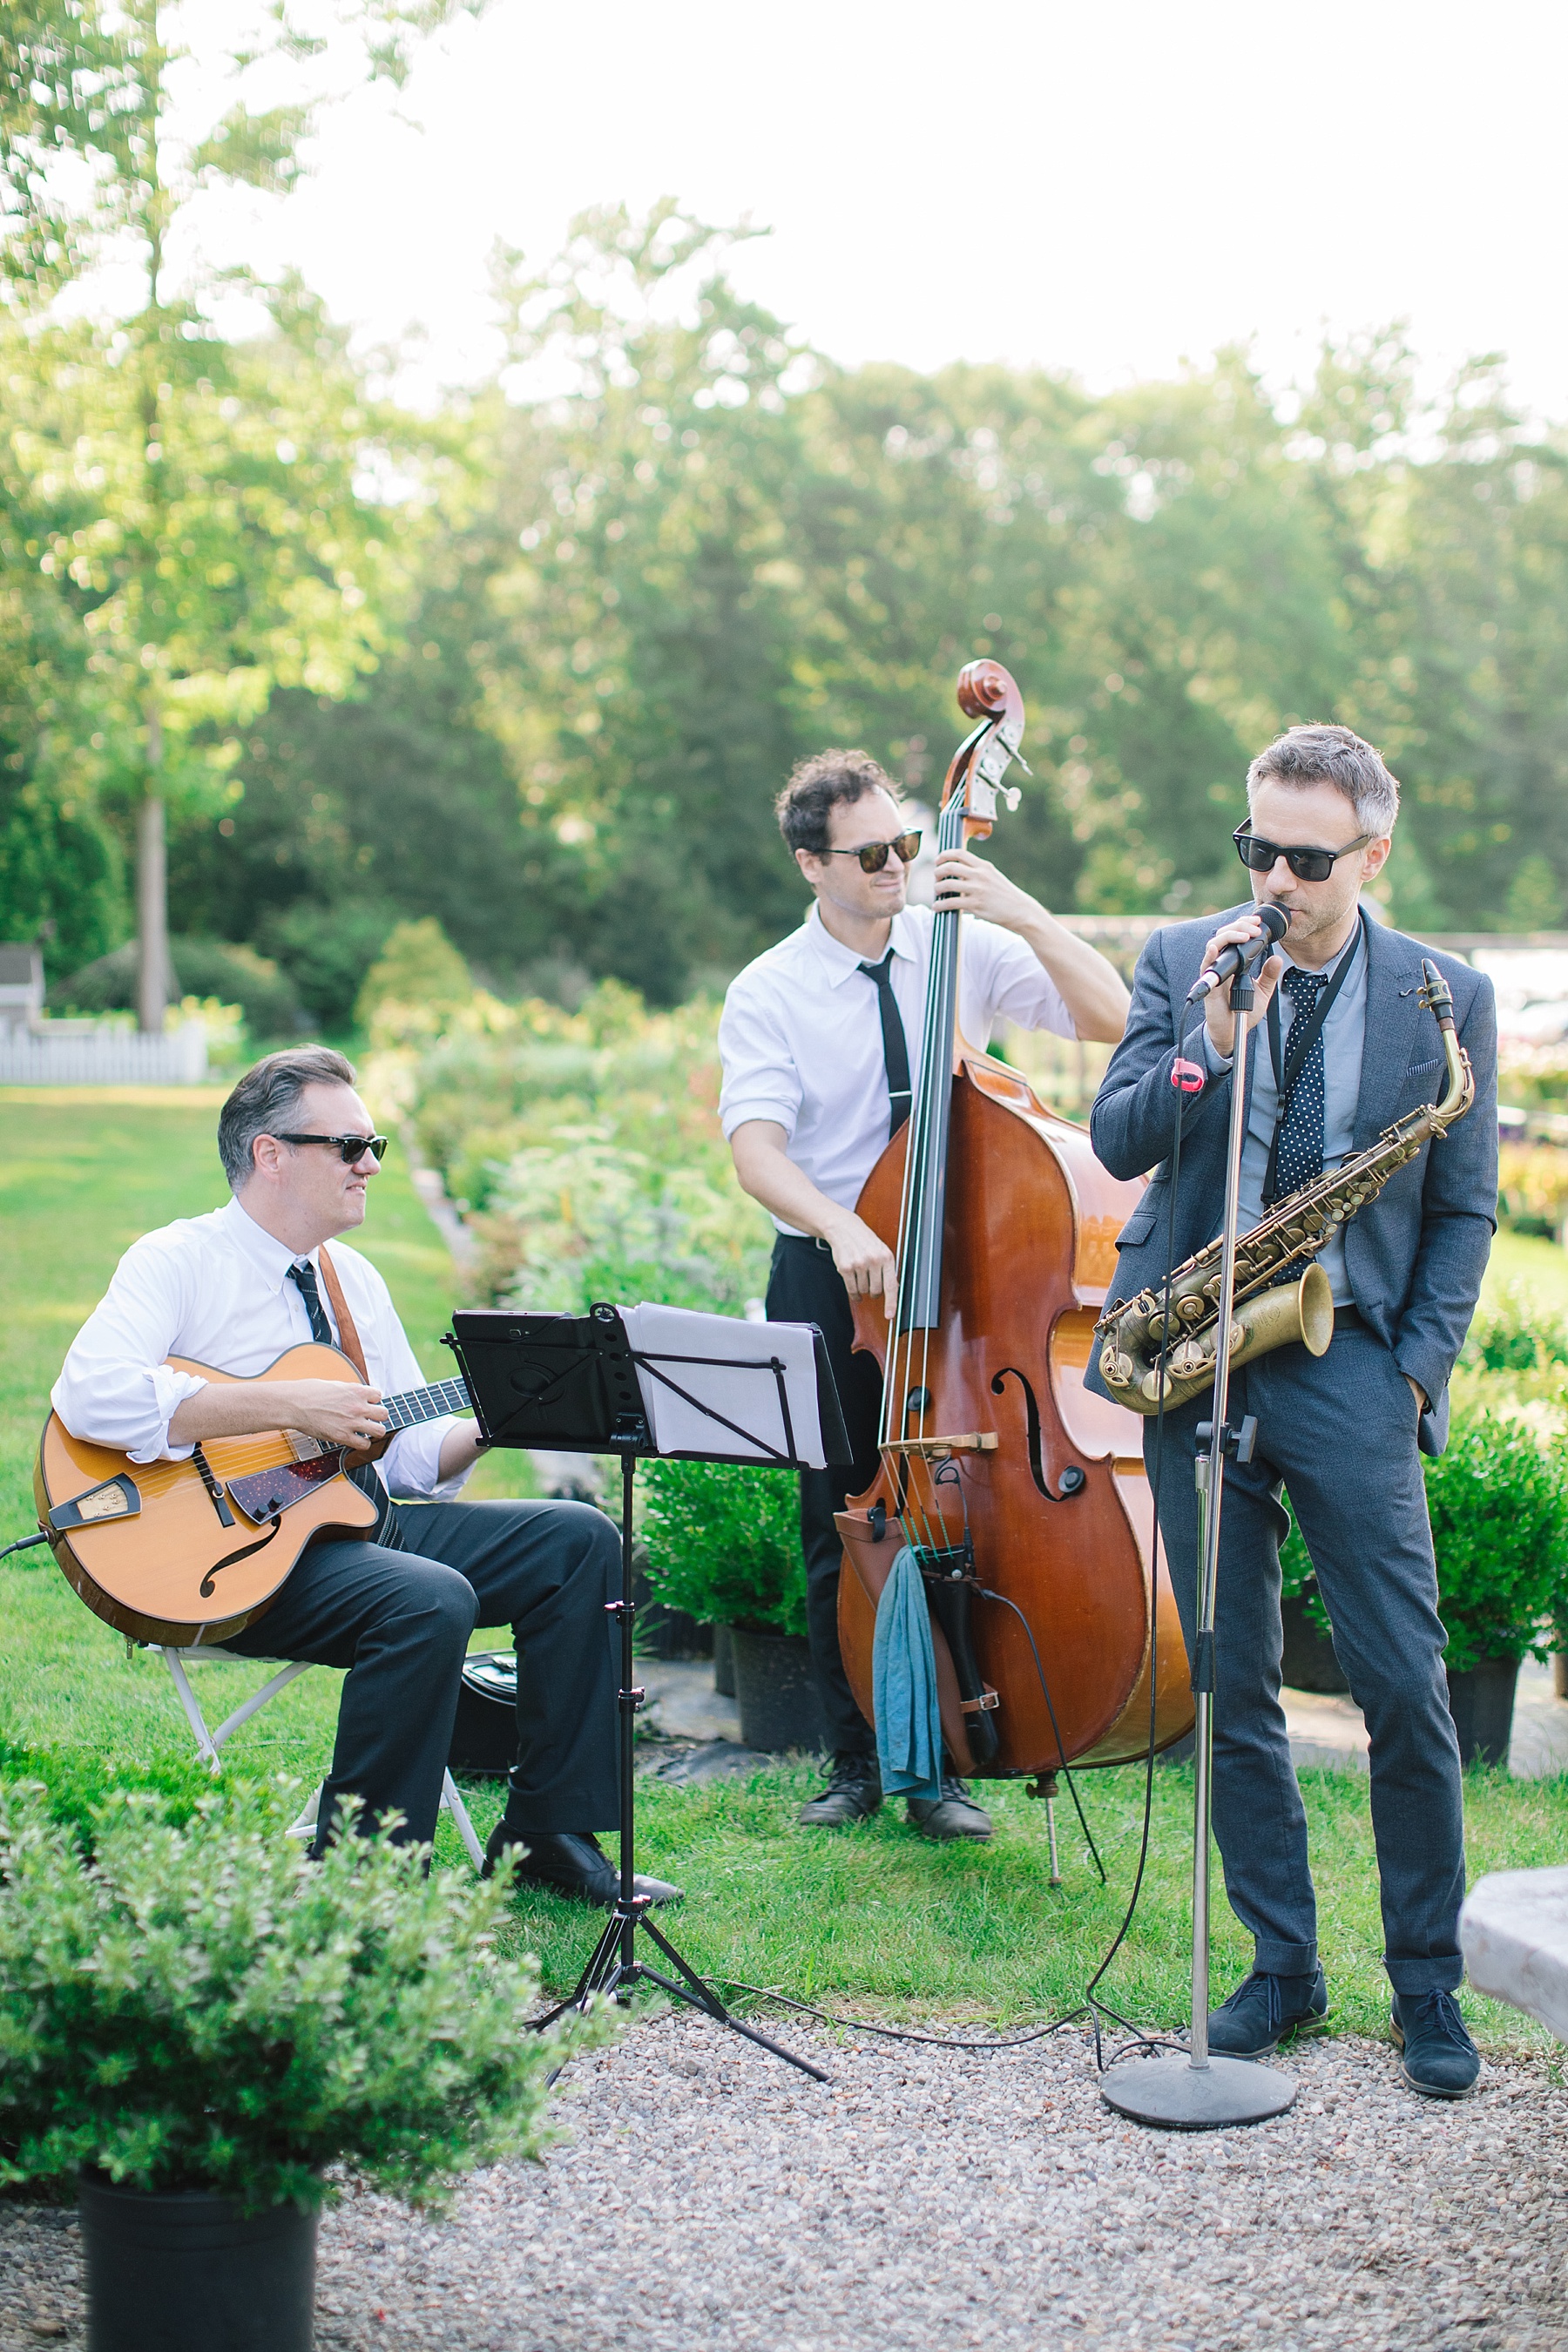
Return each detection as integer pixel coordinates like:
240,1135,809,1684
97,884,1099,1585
218,1045,358,1192
1247,723,1400,837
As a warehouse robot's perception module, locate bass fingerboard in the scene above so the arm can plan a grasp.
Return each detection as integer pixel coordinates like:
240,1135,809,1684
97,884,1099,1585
382,1376,471,1432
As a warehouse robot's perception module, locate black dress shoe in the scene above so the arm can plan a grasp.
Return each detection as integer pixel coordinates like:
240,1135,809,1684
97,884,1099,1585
483,1825,681,1909
1390,1990,1480,2098
798,1753,882,1826
905,1775,992,1842
1207,1965,1328,2058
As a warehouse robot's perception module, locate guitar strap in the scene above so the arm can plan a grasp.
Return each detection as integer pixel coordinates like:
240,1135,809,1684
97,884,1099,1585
315,1249,400,1550
317,1244,368,1380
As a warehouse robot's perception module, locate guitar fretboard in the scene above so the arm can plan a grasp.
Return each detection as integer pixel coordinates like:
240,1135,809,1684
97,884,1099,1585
382,1377,470,1432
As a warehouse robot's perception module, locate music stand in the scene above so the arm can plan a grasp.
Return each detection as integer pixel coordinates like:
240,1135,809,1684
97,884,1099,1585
445,1300,853,2083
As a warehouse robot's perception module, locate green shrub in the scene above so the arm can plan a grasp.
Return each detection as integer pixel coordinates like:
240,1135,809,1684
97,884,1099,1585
1280,1396,1568,1669
0,1782,608,2213
1462,1283,1568,1376
355,917,471,1033
639,1458,805,1636
1423,1402,1568,1673
52,939,302,1039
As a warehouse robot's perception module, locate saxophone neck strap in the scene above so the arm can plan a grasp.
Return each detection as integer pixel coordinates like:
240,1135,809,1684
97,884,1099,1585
1262,907,1367,1207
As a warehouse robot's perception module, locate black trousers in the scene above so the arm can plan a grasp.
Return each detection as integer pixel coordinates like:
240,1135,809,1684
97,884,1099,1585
223,1495,621,1849
766,1234,883,1758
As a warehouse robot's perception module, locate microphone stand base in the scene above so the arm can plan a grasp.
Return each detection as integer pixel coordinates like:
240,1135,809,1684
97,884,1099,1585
1099,2051,1298,2132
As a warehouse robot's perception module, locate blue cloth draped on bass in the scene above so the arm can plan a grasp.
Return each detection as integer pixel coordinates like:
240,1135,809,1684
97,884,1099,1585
871,1545,943,1803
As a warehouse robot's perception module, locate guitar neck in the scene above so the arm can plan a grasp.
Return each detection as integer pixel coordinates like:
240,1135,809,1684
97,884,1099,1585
380,1376,470,1434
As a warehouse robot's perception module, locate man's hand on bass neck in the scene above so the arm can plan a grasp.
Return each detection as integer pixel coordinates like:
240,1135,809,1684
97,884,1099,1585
933,848,1130,1044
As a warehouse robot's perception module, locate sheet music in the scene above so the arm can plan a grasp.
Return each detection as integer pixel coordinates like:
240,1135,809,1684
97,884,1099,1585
618,1303,827,1468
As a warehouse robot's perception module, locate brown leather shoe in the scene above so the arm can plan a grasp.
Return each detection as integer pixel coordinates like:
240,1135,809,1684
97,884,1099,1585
798,1753,882,1826
905,1776,992,1842
483,1826,681,1908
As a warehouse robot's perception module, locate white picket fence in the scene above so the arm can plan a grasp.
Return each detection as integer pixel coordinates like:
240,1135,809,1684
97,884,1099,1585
0,1023,209,1085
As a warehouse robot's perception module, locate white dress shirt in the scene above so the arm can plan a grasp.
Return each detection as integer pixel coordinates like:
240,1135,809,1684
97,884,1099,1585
718,902,1076,1233
1200,923,1369,1305
51,1194,468,1498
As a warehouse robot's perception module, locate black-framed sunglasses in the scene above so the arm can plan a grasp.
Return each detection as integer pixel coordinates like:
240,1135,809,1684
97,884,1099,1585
1233,824,1374,883
277,1132,389,1165
826,829,923,874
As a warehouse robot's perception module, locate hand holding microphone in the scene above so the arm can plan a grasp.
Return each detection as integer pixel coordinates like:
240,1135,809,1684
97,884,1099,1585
1192,903,1291,1058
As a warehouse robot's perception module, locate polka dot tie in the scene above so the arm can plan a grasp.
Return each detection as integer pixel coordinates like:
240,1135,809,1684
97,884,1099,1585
1274,968,1329,1197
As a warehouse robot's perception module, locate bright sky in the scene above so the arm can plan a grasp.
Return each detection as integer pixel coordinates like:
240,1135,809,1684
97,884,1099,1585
186,0,1565,420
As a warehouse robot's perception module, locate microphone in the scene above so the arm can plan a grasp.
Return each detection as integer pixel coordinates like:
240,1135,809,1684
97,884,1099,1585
1186,903,1290,1004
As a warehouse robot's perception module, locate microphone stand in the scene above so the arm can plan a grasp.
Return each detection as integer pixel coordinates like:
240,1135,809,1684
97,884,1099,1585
1100,950,1300,2131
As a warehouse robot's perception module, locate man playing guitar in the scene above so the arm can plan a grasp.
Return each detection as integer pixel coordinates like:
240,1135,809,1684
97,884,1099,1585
51,1044,677,1906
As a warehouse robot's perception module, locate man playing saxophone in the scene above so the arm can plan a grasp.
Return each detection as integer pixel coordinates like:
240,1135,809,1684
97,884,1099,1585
1090,724,1498,2099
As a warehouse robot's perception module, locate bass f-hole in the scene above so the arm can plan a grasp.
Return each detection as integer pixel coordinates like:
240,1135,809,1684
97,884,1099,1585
990,1366,1086,1503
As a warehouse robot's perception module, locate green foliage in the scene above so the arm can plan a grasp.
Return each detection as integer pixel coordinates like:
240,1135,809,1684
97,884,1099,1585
1463,1283,1568,1375
1422,1401,1568,1672
258,897,400,1029
639,1456,805,1635
55,936,301,1039
355,917,471,1032
373,979,774,1313
0,1780,606,2211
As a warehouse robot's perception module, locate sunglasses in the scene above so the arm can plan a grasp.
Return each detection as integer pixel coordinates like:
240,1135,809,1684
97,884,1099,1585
277,1132,389,1165
1233,825,1374,884
826,829,923,874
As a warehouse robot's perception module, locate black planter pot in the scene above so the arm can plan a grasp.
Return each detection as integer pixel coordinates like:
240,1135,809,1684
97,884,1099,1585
713,1621,736,1699
78,2173,316,2352
1445,1655,1521,1768
1280,1594,1349,1694
731,1628,824,1753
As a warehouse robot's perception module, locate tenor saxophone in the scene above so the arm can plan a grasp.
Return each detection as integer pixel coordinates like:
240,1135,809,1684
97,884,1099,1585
1095,958,1476,1414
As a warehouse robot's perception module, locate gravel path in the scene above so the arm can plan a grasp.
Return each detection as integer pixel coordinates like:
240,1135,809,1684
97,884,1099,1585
3,2014,1565,2350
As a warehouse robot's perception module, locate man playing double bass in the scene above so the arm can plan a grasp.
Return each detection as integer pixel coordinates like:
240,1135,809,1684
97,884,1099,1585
1090,724,1497,2099
720,749,1130,1837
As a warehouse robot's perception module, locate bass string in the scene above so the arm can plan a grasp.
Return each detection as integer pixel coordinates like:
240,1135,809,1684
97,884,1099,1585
887,770,974,1562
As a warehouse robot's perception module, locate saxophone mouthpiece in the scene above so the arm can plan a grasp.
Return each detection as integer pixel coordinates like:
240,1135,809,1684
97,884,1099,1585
1419,958,1456,1029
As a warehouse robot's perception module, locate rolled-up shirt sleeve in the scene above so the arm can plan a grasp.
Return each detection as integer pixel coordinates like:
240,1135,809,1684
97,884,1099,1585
51,1234,208,1463
965,918,1077,1039
718,983,804,1142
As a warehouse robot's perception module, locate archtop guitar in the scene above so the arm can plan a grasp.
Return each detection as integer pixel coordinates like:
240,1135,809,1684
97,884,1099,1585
34,1342,472,1648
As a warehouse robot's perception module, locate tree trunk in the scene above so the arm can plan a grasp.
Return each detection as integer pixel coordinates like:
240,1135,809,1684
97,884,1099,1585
136,794,168,1033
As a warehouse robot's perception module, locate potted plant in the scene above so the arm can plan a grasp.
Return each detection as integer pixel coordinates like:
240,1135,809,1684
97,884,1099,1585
1423,1398,1568,1766
0,1780,605,2352
639,1459,822,1751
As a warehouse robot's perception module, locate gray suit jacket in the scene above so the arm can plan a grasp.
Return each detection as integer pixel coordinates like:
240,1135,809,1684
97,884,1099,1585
1086,903,1498,1454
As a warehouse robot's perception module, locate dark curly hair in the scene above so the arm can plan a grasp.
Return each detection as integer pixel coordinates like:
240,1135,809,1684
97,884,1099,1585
774,749,898,858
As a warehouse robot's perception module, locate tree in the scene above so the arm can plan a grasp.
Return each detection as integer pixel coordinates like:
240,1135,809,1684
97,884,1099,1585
1,0,489,1023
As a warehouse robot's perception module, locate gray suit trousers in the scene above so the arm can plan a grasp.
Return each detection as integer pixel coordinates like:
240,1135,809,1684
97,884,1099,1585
1148,1324,1466,1995
224,1495,621,1850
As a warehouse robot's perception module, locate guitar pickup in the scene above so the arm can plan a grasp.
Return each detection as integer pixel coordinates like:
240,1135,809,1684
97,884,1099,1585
48,1474,141,1532
226,1454,347,1524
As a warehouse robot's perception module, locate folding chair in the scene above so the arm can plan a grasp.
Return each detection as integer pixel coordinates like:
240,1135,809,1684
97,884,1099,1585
158,1645,486,1870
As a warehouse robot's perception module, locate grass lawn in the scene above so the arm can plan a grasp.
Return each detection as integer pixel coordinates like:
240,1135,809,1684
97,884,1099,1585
2,1085,1565,2051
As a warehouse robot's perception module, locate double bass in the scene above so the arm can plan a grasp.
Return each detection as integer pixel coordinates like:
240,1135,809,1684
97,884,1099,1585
835,660,1193,1790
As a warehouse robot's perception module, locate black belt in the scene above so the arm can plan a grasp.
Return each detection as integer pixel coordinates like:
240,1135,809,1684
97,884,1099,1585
1333,1305,1365,1334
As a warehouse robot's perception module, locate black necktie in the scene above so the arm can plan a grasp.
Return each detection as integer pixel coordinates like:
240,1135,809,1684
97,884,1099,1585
1274,968,1330,1197
287,1258,333,1343
859,950,912,1136
286,1260,399,1548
